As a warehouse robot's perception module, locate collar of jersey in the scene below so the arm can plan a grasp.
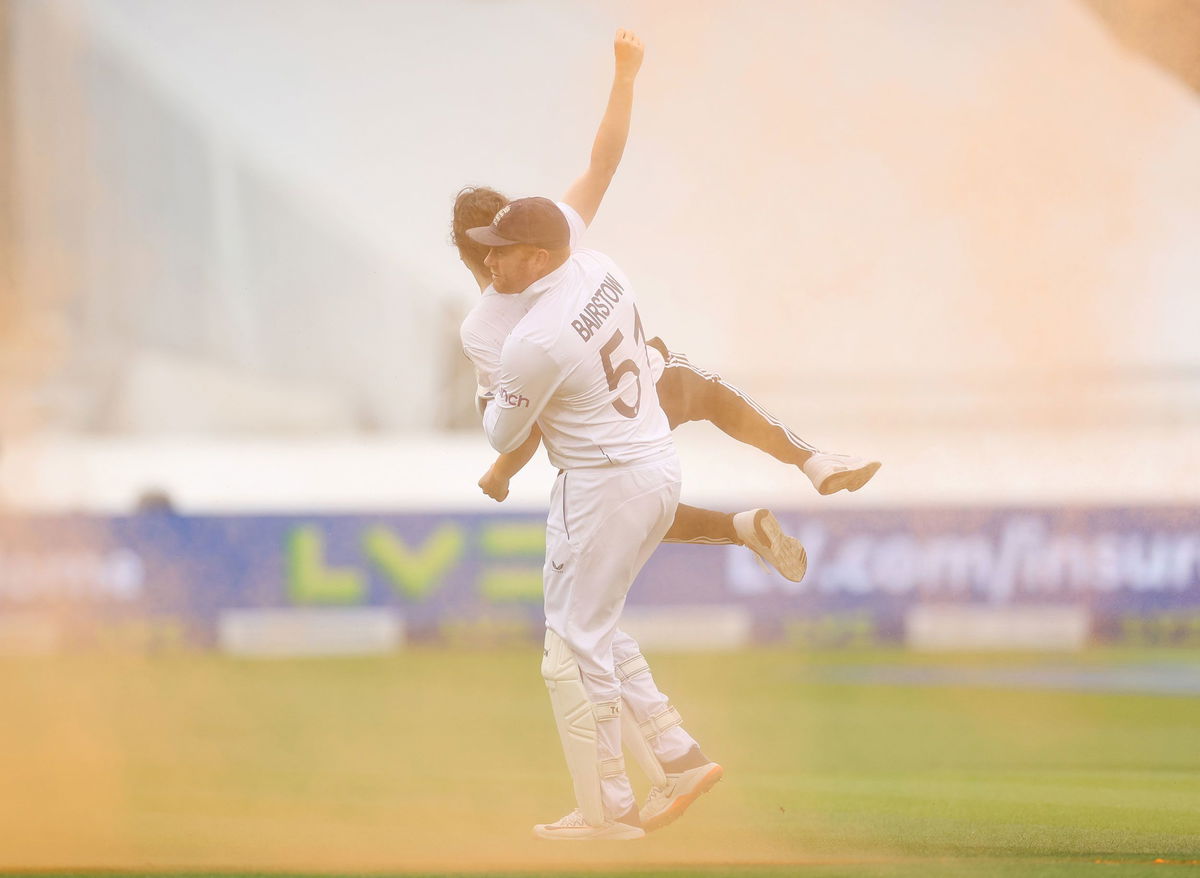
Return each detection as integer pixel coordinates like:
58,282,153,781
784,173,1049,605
519,259,571,301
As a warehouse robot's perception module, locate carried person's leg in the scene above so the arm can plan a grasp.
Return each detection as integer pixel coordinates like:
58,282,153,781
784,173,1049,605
654,348,880,495
663,503,738,545
664,503,807,582
656,352,818,464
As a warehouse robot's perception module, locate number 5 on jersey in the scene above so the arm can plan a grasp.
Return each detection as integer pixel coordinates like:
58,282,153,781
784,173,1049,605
599,305,646,419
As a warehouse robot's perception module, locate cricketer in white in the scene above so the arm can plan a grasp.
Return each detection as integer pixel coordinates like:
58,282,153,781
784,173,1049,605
474,196,719,840
467,27,721,843
482,205,670,466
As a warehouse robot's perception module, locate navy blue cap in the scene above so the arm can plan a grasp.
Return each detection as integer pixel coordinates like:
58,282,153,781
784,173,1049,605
465,197,569,249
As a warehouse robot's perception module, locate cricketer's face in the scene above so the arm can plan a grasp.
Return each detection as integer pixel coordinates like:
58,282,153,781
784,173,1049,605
484,244,547,294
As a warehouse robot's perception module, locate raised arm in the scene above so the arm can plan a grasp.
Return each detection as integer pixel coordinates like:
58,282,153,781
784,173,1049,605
561,28,644,226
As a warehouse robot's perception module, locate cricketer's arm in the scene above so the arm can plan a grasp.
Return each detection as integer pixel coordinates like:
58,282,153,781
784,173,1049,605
482,337,559,455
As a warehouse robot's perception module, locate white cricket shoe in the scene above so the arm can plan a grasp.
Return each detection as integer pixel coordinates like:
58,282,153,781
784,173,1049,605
640,762,724,832
732,509,807,582
802,452,881,496
532,808,645,841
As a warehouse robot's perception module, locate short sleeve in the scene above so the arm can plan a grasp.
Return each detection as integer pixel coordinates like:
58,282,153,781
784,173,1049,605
556,202,587,252
460,320,502,399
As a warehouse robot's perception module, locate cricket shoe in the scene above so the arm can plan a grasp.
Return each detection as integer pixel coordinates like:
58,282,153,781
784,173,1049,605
802,452,881,496
532,807,644,841
732,509,807,582
640,762,724,832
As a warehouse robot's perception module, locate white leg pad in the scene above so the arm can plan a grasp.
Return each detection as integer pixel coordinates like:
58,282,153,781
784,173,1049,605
615,650,670,785
621,702,667,787
599,755,626,778
594,700,627,779
616,653,651,682
541,629,616,826
640,705,683,739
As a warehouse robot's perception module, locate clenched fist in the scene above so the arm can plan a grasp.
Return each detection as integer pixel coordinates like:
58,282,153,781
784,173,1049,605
614,28,644,81
478,466,511,502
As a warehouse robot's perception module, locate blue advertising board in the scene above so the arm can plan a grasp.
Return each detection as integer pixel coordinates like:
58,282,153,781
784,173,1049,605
1,506,1199,648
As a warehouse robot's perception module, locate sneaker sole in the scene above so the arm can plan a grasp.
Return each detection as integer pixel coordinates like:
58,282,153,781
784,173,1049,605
643,763,725,833
755,510,807,583
817,461,881,496
532,823,645,841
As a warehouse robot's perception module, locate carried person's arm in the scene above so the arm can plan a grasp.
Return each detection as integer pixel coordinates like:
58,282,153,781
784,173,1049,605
561,28,644,226
478,425,542,502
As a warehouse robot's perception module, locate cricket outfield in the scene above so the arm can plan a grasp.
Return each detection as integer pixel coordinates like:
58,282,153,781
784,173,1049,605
1,648,1197,877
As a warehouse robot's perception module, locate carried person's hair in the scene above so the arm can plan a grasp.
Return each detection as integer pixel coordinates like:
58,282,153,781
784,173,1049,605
451,186,510,275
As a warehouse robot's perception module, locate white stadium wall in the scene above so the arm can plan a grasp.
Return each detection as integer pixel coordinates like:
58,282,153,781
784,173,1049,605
2,0,1198,519
10,0,444,434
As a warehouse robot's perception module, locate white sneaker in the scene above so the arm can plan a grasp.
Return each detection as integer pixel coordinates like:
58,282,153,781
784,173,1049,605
802,452,881,496
732,509,807,582
532,808,645,841
640,762,724,832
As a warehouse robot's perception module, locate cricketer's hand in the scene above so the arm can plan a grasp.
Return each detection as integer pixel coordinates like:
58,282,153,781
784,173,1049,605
478,467,511,502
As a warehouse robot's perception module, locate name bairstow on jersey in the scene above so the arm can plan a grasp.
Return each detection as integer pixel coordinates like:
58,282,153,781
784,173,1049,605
497,273,627,410
571,273,625,342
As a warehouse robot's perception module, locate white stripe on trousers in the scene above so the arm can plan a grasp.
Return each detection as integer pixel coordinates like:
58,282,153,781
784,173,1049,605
662,355,820,455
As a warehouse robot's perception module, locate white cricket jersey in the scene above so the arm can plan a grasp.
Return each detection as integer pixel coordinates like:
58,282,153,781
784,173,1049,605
459,286,537,403
461,284,664,405
482,203,673,469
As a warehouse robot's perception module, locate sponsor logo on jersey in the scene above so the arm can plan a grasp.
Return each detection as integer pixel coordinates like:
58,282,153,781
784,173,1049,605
571,273,626,342
499,387,530,408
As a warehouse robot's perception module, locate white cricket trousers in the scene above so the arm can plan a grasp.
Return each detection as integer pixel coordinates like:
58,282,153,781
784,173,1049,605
543,451,700,818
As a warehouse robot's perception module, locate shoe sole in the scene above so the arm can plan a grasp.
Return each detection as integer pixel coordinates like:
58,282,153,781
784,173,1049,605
817,461,881,496
532,823,645,841
643,763,725,833
754,510,807,583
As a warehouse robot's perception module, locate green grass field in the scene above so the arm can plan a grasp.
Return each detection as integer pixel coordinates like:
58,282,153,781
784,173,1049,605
1,648,1198,877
